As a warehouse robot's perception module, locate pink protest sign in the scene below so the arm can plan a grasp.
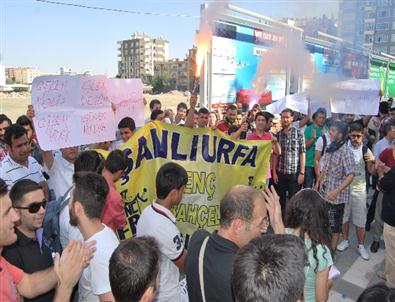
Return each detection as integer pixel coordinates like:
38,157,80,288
107,78,144,127
32,75,116,151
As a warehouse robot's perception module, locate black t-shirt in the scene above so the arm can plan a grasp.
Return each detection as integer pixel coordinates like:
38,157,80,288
380,167,395,227
185,229,239,302
3,228,55,302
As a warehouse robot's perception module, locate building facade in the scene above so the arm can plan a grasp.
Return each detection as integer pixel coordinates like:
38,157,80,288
118,33,169,82
339,0,395,55
5,67,40,84
154,59,188,91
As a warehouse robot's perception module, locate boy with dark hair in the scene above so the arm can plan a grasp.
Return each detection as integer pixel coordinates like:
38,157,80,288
175,102,188,125
109,237,160,302
101,150,128,231
232,234,306,302
118,117,136,143
150,109,164,122
136,162,188,302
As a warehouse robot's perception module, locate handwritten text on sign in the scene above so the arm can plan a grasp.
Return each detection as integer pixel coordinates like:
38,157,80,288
32,75,144,151
108,79,144,126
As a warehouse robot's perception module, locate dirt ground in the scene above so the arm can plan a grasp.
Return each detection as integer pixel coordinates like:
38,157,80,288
0,91,190,123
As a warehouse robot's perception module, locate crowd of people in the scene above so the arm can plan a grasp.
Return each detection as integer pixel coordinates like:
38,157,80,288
1,94,395,302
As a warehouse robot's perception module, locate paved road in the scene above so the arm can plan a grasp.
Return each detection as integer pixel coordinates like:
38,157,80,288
328,218,386,301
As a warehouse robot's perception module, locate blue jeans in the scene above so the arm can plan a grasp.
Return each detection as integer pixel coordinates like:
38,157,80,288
304,167,315,188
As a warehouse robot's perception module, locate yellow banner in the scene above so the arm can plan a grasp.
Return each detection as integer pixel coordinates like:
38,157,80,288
117,122,272,245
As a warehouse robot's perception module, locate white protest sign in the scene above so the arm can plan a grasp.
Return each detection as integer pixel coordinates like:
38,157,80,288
265,92,308,114
330,79,380,115
107,78,145,126
265,98,285,114
32,75,116,151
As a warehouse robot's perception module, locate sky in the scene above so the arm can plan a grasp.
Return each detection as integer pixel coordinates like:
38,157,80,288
1,0,339,76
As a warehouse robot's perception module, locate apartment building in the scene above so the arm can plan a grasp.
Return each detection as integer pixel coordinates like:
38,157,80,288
5,67,40,84
339,0,395,55
118,33,169,82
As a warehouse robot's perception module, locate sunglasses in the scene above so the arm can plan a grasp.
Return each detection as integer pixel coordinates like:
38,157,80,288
14,200,47,214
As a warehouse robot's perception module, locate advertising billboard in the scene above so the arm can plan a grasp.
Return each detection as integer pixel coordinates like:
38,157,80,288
368,58,395,97
210,21,287,109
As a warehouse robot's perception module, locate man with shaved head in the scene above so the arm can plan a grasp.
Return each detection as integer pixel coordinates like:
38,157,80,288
185,185,284,302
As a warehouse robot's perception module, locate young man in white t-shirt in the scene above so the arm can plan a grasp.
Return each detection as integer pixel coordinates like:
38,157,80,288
69,172,119,302
136,162,188,302
42,147,79,200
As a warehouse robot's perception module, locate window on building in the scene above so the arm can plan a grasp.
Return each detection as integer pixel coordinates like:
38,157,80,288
378,9,389,17
365,12,376,19
374,46,388,53
375,34,389,43
378,0,391,6
376,22,390,30
390,46,395,54
365,35,374,43
365,23,375,31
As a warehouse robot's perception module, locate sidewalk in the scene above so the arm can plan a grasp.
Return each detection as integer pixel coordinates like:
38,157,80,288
329,225,385,301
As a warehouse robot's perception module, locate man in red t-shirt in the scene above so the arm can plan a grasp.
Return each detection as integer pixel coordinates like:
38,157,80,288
379,142,395,169
101,150,128,231
217,104,239,134
0,178,94,302
247,112,281,184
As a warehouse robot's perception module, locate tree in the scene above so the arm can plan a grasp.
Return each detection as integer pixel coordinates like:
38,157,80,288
150,72,173,93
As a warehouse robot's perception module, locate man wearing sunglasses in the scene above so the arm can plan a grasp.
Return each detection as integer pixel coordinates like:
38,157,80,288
3,179,53,302
0,178,96,302
336,123,375,260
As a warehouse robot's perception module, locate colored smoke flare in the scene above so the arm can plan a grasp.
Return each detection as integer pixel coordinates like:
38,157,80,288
195,43,208,77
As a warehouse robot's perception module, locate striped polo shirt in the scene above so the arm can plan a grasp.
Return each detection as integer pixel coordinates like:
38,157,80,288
0,155,45,189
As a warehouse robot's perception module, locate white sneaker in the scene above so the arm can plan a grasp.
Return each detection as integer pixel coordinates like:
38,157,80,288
337,240,349,252
358,245,370,260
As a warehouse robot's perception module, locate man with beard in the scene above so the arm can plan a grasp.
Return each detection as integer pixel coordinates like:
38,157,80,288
217,104,240,134
69,172,118,302
272,109,306,212
3,180,55,302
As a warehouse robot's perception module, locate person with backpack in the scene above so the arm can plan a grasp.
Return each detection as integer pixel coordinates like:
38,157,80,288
336,123,375,260
315,121,355,252
43,150,105,253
